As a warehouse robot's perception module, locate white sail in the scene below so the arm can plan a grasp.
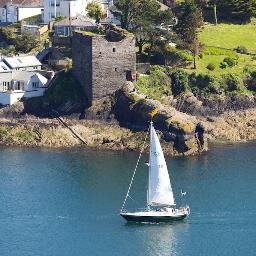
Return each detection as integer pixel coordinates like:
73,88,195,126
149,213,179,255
148,122,175,207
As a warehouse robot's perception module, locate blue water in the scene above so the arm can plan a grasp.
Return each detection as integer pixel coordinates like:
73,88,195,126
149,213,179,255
0,143,256,256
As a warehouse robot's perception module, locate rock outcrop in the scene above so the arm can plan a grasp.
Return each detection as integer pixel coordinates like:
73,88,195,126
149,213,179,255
114,82,207,155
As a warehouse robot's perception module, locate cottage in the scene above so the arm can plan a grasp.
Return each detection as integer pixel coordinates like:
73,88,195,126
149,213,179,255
54,16,97,37
0,0,43,23
0,70,51,105
3,56,42,71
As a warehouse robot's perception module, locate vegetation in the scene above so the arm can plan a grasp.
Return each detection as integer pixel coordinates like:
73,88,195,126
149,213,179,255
86,2,103,23
44,71,86,108
0,26,40,54
135,66,171,101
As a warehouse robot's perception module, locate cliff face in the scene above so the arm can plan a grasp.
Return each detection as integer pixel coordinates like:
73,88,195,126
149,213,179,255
113,82,207,155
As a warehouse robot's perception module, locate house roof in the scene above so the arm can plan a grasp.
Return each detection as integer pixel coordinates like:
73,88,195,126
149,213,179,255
3,56,42,69
54,16,97,27
0,0,43,8
0,61,11,72
12,71,48,83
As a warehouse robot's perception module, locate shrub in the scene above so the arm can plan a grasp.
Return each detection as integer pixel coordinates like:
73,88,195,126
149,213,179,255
220,62,227,69
221,74,243,92
190,74,221,94
135,66,172,100
223,57,238,67
250,70,256,79
170,70,189,96
165,48,193,67
206,63,216,71
203,47,236,57
235,45,248,54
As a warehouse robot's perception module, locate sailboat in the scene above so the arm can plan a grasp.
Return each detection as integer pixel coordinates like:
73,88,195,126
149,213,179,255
120,121,190,223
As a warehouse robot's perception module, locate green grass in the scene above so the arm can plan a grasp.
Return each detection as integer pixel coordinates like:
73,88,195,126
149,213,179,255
199,23,256,54
195,52,256,76
184,23,256,76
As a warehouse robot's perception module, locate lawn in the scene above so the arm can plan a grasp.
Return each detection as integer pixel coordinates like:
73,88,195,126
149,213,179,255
186,23,256,76
199,23,256,54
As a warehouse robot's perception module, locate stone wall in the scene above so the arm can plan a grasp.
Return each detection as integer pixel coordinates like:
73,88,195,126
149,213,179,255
72,31,136,105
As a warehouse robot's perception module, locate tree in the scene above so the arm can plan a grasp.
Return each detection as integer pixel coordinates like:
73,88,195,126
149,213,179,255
175,0,203,69
86,2,103,24
15,32,39,53
115,0,176,56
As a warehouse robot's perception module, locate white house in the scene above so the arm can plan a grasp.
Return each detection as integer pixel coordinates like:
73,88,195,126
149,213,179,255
0,70,50,105
0,0,43,23
43,0,89,23
3,56,42,71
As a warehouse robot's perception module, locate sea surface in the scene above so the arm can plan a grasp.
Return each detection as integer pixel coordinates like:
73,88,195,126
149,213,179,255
0,142,256,256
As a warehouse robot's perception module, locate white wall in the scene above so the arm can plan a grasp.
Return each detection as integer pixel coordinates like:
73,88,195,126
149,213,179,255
0,72,48,105
0,8,6,23
43,0,88,23
6,5,18,23
18,7,43,21
0,91,24,105
0,5,42,23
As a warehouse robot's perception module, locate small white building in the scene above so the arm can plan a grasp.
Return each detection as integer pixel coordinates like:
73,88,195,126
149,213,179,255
0,0,43,23
43,0,89,24
0,70,50,105
3,56,42,71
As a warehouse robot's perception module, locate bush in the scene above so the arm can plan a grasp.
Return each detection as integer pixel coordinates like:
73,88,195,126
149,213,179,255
190,74,221,94
221,74,243,92
165,48,193,67
223,57,238,67
206,63,216,71
135,66,172,100
220,62,228,69
170,70,189,96
235,45,248,54
203,47,236,57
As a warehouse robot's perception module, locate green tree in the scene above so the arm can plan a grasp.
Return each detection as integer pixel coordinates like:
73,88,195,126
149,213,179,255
86,2,103,23
115,0,175,56
175,0,203,69
15,32,39,53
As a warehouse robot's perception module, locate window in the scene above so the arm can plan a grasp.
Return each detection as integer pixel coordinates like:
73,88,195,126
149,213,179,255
3,81,9,91
113,47,116,52
32,81,39,88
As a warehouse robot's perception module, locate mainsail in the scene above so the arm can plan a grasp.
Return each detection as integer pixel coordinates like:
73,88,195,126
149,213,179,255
148,122,175,207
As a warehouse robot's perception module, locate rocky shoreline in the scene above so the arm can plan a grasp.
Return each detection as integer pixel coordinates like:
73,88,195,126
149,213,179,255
0,80,255,156
0,104,255,156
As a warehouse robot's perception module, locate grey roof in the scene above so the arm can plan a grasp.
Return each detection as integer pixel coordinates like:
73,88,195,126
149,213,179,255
12,71,47,82
3,56,42,69
54,16,97,27
0,61,11,72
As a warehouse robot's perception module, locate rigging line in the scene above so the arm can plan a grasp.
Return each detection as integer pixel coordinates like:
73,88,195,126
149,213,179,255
120,124,150,212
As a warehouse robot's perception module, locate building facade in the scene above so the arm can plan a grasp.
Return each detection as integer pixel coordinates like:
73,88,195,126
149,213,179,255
43,0,89,24
72,29,136,104
0,1,43,23
0,71,49,105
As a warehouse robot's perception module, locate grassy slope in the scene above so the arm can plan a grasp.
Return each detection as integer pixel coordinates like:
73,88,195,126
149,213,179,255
192,23,256,76
199,23,256,53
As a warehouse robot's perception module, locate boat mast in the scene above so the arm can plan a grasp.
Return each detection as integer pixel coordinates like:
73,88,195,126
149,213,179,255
147,121,153,209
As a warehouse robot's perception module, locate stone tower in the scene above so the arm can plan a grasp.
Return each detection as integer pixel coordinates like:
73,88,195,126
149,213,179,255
72,28,136,105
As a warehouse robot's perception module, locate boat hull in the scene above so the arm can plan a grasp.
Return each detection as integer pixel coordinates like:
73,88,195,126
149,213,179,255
120,212,188,223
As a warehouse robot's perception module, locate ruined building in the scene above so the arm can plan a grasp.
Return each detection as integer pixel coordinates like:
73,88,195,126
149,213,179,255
72,27,136,105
